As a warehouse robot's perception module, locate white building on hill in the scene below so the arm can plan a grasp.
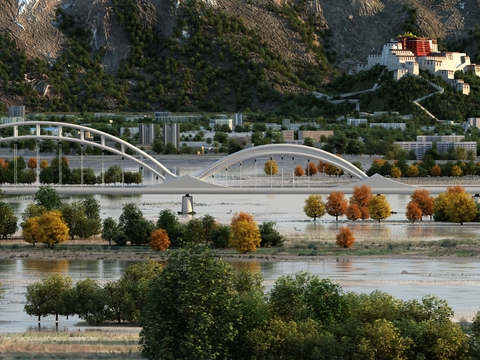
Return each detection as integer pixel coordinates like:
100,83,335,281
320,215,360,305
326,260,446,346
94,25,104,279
354,33,480,94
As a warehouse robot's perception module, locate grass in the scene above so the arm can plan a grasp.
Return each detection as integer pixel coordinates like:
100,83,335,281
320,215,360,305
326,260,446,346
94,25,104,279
0,331,141,359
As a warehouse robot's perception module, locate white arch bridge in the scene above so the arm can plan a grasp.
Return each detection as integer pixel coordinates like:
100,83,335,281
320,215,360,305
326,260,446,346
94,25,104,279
0,121,438,196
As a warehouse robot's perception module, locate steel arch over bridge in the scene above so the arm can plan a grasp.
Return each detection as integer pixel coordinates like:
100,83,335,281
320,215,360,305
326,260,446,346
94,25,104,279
195,144,368,181
0,121,177,180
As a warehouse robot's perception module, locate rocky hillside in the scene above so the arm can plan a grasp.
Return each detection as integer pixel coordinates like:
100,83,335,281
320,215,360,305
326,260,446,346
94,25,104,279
0,0,479,113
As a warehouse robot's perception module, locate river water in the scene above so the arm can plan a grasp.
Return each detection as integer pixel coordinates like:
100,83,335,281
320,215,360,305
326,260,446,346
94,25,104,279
1,258,480,332
1,155,480,331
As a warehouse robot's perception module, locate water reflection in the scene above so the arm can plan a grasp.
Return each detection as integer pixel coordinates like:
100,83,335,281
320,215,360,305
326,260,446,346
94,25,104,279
335,259,353,272
21,259,70,273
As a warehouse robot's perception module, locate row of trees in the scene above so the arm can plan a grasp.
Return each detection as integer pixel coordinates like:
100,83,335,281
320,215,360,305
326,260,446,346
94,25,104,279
264,158,345,178
102,207,285,254
367,156,480,178
23,248,478,358
146,248,480,359
0,157,142,185
303,186,392,223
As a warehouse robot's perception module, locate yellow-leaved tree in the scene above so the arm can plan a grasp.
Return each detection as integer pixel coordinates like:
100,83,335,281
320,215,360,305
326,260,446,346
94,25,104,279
303,195,326,222
433,186,477,224
369,194,391,223
264,159,279,175
37,210,69,248
22,217,41,246
229,212,261,254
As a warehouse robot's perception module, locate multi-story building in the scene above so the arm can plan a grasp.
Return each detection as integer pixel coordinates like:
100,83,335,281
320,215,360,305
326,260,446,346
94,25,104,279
139,124,156,145
347,118,368,126
297,130,334,142
395,135,477,159
370,123,406,130
282,130,294,141
355,33,479,94
163,123,180,148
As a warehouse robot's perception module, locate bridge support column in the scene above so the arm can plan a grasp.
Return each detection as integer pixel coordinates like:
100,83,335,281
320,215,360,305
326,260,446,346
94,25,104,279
181,194,195,214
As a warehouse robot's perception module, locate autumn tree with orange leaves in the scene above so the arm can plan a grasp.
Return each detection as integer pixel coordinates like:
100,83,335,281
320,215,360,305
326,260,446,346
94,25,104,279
149,229,170,251
305,161,317,176
408,189,434,221
27,158,37,169
326,191,348,221
406,202,422,223
229,212,261,253
347,185,372,221
336,228,355,248
294,166,305,177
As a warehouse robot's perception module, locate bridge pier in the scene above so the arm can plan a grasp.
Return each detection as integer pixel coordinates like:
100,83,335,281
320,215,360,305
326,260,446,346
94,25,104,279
181,194,195,214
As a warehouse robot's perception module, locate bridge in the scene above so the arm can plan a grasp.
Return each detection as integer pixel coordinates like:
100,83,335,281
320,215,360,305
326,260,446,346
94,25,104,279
0,121,478,198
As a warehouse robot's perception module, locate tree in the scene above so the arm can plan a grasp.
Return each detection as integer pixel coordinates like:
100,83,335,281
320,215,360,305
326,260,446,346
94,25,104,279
101,217,118,246
406,164,419,177
37,210,70,248
210,224,231,248
201,214,217,244
430,165,441,176
325,191,348,221
264,159,278,175
140,246,266,360
391,167,402,178
183,218,206,245
258,221,285,247
0,202,17,238
157,209,185,247
22,216,41,246
303,195,325,222
369,194,391,223
346,203,362,221
24,274,73,324
451,165,462,177
409,189,434,220
27,157,37,169
73,278,108,325
406,202,422,222
230,212,261,254
303,137,315,147
60,201,86,239
336,228,355,248
34,186,61,210
445,191,478,225
305,161,318,176
119,203,144,245
349,185,372,220
294,165,304,176
149,228,170,251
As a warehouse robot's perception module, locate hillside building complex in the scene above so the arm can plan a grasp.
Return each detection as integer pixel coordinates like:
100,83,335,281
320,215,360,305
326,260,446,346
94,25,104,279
354,33,480,95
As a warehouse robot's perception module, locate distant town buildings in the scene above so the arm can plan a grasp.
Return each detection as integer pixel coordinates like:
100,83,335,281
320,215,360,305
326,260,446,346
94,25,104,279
394,135,477,159
139,124,156,145
163,123,180,148
298,130,334,142
370,123,406,130
354,33,479,94
209,115,233,130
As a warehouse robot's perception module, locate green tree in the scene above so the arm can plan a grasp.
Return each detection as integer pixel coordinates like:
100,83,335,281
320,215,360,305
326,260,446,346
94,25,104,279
201,214,217,244
258,221,285,247
101,217,118,246
183,218,206,245
303,194,326,221
24,274,73,324
0,202,17,239
34,186,62,210
210,224,231,248
73,278,108,325
119,203,145,245
139,246,265,360
60,201,86,239
157,209,184,247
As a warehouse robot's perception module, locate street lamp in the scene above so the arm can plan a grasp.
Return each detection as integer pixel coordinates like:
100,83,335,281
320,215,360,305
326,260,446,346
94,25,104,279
80,144,84,187
270,157,273,188
101,150,105,187
239,162,242,188
308,159,310,188
254,159,257,188
281,156,284,188
225,167,228,187
292,156,295,188
122,156,124,188
212,173,214,184
13,141,17,187
58,141,62,187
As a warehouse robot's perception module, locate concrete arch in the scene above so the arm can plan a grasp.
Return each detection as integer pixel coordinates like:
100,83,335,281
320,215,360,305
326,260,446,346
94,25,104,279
195,144,368,180
0,121,177,180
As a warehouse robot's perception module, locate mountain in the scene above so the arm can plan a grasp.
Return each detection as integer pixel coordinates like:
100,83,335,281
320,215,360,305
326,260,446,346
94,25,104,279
0,0,479,113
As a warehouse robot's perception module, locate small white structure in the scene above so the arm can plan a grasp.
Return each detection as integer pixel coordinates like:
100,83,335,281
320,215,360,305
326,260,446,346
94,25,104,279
370,123,406,130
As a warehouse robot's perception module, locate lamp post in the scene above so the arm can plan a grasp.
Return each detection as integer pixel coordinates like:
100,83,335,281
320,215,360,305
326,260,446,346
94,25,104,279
281,156,284,188
212,173,214,184
292,156,294,188
270,157,273,188
254,159,257,188
13,141,17,187
122,156,124,188
225,167,228,187
36,140,40,186
239,162,242,188
58,141,62,187
101,150,105,187
307,159,310,188
80,144,84,187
